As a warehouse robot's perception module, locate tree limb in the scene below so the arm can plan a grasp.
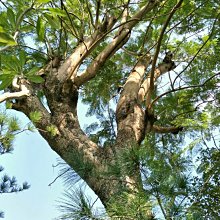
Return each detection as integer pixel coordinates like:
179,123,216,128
148,0,183,105
56,15,117,83
122,54,152,100
138,61,176,105
0,80,31,103
152,125,183,134
73,1,159,87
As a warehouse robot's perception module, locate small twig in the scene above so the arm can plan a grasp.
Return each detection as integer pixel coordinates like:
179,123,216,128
149,72,220,108
95,0,101,26
149,0,184,99
173,12,220,86
61,0,79,38
91,197,99,209
155,192,168,219
48,167,72,186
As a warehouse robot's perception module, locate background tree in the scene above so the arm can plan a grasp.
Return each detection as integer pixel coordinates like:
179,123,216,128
0,112,30,218
0,0,219,219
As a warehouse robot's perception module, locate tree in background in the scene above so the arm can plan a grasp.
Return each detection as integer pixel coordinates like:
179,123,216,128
0,112,30,218
0,0,219,219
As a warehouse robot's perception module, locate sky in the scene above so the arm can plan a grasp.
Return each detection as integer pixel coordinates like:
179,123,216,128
0,103,99,220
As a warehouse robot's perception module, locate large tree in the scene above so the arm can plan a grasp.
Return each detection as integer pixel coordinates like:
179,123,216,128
0,0,219,219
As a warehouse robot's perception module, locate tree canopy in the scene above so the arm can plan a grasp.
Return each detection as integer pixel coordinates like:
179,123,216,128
0,0,220,219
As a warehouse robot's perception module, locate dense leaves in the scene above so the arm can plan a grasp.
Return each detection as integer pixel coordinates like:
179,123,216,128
57,187,103,220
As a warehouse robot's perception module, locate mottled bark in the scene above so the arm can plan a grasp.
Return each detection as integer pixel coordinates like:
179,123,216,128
8,0,178,209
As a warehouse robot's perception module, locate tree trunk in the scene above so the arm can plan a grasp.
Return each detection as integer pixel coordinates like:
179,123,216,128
8,1,182,218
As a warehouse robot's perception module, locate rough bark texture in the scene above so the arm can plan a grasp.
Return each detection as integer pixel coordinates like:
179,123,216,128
7,0,182,213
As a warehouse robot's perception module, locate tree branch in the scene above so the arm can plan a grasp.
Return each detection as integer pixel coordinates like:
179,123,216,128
138,61,176,105
152,125,183,134
149,72,220,108
122,54,152,101
0,88,30,103
172,12,220,86
0,77,31,103
148,0,183,105
73,1,159,87
56,15,117,83
155,194,168,219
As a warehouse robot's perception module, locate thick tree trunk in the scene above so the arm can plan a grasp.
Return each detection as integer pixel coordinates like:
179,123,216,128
9,1,179,217
12,67,148,205
11,55,179,213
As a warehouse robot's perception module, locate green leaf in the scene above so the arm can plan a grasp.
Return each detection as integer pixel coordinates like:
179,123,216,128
15,9,23,26
46,125,58,136
0,74,15,90
25,66,40,76
36,16,45,41
27,123,35,132
36,0,52,3
10,56,22,72
26,75,44,83
0,79,12,90
1,55,19,71
47,8,67,17
0,26,5,32
0,32,16,45
43,13,60,29
8,117,20,132
29,111,42,123
5,101,13,109
19,50,26,68
7,8,16,27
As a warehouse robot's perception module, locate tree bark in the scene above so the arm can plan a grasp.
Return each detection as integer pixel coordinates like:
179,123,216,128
9,0,167,214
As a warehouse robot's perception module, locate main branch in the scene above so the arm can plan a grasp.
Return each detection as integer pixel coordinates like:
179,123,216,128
73,0,160,86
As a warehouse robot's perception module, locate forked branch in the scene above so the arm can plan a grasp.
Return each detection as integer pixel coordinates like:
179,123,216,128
73,1,160,86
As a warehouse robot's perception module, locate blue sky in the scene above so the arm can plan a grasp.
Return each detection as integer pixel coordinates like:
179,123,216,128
0,103,99,220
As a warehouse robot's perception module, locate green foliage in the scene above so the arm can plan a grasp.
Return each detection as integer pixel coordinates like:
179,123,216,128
0,111,30,218
36,16,45,42
36,0,52,3
46,124,57,137
0,32,16,46
29,111,42,124
81,58,122,116
0,111,35,153
57,187,103,220
0,211,4,218
107,191,153,220
113,145,141,177
0,113,19,152
0,174,30,193
85,105,116,147
0,52,44,89
139,136,188,218
64,149,97,183
188,144,220,219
